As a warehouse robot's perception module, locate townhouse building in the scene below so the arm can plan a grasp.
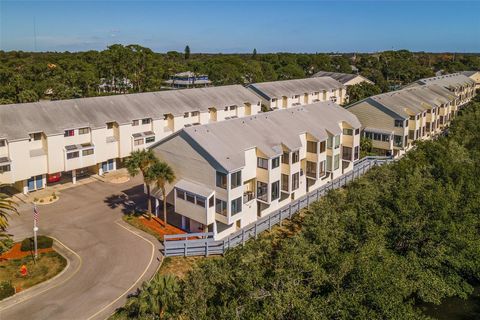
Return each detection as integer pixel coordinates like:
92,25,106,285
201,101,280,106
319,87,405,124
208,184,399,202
0,85,261,194
247,77,347,110
346,84,466,157
461,71,480,90
408,73,476,105
150,102,361,239
311,71,374,86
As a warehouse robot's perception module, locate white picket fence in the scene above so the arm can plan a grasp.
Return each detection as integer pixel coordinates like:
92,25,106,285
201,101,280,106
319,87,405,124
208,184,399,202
163,156,394,257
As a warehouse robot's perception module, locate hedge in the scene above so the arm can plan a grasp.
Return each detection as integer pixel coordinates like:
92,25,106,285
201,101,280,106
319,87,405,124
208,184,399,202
20,236,53,252
0,281,15,301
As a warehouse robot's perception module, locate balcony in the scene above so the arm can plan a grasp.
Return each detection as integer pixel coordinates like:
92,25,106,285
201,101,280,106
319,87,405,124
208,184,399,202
243,191,255,203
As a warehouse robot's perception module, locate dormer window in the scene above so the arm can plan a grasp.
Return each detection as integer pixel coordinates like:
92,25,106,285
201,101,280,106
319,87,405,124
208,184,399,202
142,118,151,125
132,120,139,126
30,132,42,141
64,130,74,137
79,127,89,135
184,112,189,118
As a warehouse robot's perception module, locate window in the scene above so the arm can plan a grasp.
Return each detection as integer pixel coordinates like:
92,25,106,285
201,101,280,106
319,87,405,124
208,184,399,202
215,199,227,216
327,136,333,149
79,127,89,135
394,135,403,147
231,171,242,189
186,193,195,204
271,181,280,201
334,135,340,149
184,112,189,118
272,157,280,169
257,181,268,201
343,128,353,136
107,122,115,129
177,190,185,200
292,173,299,190
355,128,360,135
394,120,404,127
191,111,200,117
209,196,214,208
257,157,268,169
216,171,227,189
334,154,340,170
0,164,10,173
307,141,317,153
319,141,326,153
229,106,236,111
326,155,332,171
354,146,359,160
82,149,94,156
145,136,155,144
342,146,352,161
0,140,5,147
132,120,139,126
134,139,144,146
64,130,74,137
231,197,242,215
66,151,79,159
196,197,205,208
409,115,415,121
292,150,299,163
281,174,289,192
319,160,326,176
282,152,289,164
30,132,42,141
306,161,316,177
142,118,151,125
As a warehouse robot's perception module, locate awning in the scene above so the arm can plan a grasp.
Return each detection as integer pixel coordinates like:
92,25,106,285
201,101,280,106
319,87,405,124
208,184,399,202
175,179,214,198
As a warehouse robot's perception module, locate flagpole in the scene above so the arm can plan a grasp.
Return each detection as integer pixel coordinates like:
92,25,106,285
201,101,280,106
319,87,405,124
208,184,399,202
33,205,38,259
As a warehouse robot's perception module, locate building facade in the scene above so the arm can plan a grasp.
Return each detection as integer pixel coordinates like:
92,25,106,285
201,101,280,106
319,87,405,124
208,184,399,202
247,77,347,109
150,102,361,239
347,74,476,157
461,71,480,90
0,85,261,193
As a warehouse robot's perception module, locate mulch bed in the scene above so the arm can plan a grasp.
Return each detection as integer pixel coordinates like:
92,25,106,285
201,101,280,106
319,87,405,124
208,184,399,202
0,243,53,261
138,216,189,240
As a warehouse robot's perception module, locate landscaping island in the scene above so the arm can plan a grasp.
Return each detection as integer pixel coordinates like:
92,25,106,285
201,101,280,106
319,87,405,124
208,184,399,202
0,236,67,301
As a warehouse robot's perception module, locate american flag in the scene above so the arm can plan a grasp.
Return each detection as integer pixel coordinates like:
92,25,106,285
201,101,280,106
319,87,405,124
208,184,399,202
33,205,39,223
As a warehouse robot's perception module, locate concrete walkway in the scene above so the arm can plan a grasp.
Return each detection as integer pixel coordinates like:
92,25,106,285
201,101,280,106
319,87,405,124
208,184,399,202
0,177,163,320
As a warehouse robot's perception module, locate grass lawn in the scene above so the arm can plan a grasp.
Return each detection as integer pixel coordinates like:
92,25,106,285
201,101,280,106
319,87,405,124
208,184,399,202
0,251,67,294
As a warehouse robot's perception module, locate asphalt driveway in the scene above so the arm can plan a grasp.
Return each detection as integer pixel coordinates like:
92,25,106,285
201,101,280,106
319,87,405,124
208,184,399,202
0,176,163,320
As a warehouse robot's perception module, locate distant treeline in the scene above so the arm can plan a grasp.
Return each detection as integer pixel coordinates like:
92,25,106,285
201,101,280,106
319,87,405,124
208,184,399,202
114,95,480,319
0,45,479,105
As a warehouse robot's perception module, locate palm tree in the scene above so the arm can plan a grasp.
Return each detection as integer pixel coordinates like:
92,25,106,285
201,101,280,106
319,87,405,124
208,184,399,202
124,149,157,219
0,185,18,232
125,273,179,319
149,161,175,226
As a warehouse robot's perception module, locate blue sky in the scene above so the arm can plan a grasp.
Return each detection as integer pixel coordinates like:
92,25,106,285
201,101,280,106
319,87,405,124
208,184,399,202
1,1,479,53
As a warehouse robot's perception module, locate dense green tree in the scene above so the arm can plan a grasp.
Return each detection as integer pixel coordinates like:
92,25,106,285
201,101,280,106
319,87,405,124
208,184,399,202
149,161,175,225
184,45,191,60
347,82,382,104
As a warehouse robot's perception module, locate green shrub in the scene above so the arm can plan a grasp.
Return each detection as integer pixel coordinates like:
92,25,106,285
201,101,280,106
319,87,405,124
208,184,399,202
0,281,15,301
20,236,53,252
0,237,14,255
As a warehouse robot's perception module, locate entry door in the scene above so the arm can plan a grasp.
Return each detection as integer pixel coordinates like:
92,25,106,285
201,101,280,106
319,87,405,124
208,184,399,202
27,177,35,191
35,175,43,189
108,159,114,171
102,161,108,173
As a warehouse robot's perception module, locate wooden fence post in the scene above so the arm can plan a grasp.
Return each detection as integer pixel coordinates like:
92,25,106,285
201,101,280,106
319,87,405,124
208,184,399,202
242,229,245,246
289,204,292,219
205,240,209,257
254,223,258,239
184,242,187,257
268,214,272,231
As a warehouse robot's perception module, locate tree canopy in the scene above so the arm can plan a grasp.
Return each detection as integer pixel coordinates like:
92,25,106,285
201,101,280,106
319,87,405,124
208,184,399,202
1,46,478,104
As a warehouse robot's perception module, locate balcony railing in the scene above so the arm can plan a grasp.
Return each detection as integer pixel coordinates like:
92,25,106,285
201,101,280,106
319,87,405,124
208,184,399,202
257,192,268,202
306,171,316,179
243,191,255,203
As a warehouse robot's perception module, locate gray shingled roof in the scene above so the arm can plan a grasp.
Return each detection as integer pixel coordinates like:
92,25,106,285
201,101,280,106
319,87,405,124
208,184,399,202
178,101,360,171
0,85,260,141
311,71,373,85
461,71,479,77
412,73,475,89
364,84,455,118
247,77,345,100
